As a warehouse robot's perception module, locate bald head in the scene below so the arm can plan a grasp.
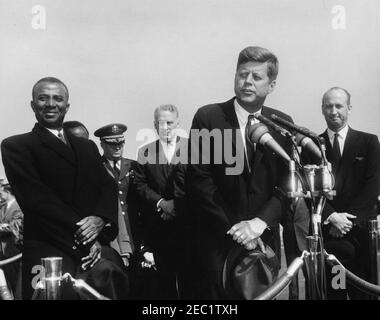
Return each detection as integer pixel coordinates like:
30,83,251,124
322,87,351,106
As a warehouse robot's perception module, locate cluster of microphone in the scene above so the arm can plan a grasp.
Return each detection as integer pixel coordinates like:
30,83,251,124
248,113,323,162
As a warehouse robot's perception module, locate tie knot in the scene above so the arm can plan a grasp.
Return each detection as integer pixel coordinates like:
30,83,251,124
57,131,67,145
248,114,255,125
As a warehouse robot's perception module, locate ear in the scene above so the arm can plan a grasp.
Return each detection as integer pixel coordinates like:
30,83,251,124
268,80,276,94
65,103,70,114
348,104,352,112
30,100,36,112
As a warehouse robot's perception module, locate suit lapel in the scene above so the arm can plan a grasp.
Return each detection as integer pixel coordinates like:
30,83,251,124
101,156,118,180
335,128,357,190
120,159,131,178
33,123,75,165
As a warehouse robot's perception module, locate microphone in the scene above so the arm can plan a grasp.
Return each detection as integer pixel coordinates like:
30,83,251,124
295,133,322,160
270,114,320,140
254,114,292,138
248,123,291,162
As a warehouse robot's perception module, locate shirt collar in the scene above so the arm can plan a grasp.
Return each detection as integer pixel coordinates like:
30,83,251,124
108,159,120,168
327,125,349,140
234,99,262,126
159,136,177,147
45,127,64,138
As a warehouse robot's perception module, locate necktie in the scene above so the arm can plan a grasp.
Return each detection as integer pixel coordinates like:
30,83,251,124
57,131,67,145
245,115,256,170
113,161,120,176
331,133,341,172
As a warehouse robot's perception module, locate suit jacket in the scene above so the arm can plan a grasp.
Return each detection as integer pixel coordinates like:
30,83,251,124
0,197,23,259
320,127,380,227
134,137,188,250
1,123,119,261
102,156,136,256
187,98,293,269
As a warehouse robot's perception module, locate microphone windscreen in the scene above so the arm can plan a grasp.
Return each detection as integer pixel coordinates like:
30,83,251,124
248,123,269,144
295,133,322,160
259,132,273,145
295,133,308,146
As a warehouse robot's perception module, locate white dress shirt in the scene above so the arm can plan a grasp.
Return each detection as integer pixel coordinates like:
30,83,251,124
46,127,66,142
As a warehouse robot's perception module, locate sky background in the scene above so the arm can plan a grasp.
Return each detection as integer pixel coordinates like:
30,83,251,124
1,0,379,177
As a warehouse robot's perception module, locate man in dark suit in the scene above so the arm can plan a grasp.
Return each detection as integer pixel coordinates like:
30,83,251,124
94,123,137,267
187,46,293,299
1,77,128,299
319,87,380,299
0,181,23,298
134,104,189,299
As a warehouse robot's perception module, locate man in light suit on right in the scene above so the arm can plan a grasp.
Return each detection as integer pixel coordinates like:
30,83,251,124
320,87,380,299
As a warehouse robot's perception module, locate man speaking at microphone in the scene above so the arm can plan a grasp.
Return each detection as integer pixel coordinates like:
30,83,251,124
187,46,294,299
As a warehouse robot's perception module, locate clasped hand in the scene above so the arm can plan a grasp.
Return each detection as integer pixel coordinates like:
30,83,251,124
227,218,266,252
328,212,356,238
159,199,176,221
141,251,156,270
75,216,105,245
81,240,101,271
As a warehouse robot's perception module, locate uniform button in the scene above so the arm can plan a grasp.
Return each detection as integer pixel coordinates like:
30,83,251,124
120,201,124,205
119,191,123,194
122,211,125,216
72,245,77,250
118,181,122,184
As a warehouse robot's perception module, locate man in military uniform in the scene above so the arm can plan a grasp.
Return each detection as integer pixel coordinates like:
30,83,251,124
94,123,137,267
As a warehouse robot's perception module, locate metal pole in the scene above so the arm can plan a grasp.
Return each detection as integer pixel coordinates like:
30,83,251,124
306,235,326,300
368,220,379,300
41,257,62,300
0,268,13,300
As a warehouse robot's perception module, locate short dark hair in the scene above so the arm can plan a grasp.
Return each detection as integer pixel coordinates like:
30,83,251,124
237,46,279,81
63,121,89,134
322,87,351,106
32,77,69,100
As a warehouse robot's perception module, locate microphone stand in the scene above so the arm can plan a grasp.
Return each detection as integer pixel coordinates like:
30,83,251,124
303,138,337,300
267,115,336,299
284,132,336,300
